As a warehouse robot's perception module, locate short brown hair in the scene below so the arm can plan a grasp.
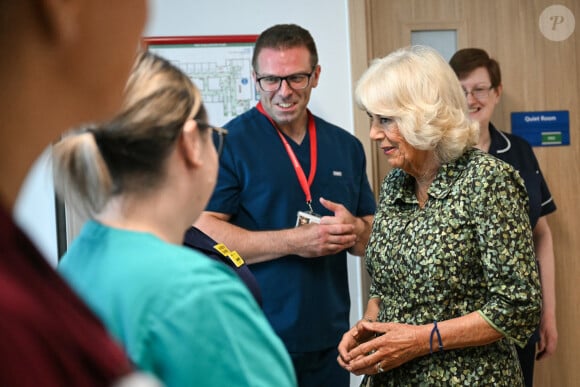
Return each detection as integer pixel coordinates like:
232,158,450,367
252,24,318,71
449,48,502,88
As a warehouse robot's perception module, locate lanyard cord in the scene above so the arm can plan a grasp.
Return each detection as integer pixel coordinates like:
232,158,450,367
256,102,317,211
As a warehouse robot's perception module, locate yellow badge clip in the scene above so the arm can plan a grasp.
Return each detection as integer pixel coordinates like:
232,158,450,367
213,243,231,256
213,243,245,267
227,251,244,268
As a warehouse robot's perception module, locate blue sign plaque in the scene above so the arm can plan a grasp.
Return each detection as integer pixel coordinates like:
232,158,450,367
511,110,570,146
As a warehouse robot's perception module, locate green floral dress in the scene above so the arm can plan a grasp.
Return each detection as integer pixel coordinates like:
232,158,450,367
365,148,541,386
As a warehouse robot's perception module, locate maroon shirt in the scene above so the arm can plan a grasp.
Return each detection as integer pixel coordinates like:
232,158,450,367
0,205,133,386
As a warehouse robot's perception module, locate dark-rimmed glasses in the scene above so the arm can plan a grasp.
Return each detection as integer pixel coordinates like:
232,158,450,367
256,69,315,92
463,85,494,100
195,120,228,157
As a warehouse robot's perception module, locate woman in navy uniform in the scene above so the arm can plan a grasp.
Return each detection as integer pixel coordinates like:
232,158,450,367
450,47,558,387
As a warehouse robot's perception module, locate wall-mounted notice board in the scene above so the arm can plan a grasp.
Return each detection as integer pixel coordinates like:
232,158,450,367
143,35,259,126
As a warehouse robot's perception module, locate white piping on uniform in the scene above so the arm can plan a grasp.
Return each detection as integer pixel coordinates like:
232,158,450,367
496,130,511,154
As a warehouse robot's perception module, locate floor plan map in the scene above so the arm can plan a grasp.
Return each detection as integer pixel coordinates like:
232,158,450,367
149,41,257,126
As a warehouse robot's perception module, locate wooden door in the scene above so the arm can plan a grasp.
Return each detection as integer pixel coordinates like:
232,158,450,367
350,0,580,385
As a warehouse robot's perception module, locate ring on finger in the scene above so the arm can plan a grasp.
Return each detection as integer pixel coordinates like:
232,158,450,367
376,362,384,373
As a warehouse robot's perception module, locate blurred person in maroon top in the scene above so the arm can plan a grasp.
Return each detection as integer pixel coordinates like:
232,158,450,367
0,1,158,386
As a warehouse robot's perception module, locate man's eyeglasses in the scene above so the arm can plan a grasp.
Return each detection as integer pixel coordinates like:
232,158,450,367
463,85,494,100
195,119,228,156
256,69,315,92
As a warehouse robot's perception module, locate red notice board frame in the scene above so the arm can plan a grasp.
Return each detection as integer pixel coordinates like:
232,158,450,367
142,35,259,47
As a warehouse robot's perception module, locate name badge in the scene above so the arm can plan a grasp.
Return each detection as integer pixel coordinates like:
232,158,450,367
296,211,321,227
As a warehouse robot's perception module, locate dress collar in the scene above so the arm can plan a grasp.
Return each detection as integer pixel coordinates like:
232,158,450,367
385,148,478,204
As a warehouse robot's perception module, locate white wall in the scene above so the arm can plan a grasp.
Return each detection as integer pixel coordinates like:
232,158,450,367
14,147,59,266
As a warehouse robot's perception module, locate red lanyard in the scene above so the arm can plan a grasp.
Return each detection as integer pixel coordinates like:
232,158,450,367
256,102,317,211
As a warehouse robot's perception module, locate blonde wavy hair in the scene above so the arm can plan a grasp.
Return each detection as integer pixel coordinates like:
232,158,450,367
355,45,479,163
53,50,208,218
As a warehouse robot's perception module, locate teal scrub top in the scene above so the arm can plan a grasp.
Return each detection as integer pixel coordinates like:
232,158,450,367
59,221,296,387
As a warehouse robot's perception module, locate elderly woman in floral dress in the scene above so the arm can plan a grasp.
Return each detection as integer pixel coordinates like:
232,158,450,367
337,45,541,386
